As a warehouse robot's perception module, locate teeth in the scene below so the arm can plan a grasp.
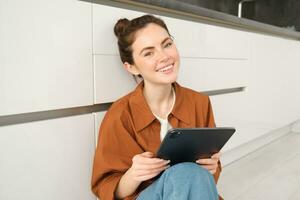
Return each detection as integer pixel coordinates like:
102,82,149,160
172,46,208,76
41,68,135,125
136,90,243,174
158,64,173,72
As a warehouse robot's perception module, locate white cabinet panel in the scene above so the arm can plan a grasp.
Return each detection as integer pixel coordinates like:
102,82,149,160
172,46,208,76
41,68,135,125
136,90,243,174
92,4,249,59
164,18,250,59
248,33,300,127
211,92,289,153
203,24,249,59
0,0,93,116
94,55,137,103
177,58,206,91
164,18,207,58
92,4,145,55
209,92,270,152
291,119,300,133
178,58,248,91
0,114,96,200
94,112,106,146
203,59,248,90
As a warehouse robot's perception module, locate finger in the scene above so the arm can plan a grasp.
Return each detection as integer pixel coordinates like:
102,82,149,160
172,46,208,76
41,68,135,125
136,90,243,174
199,165,217,175
135,165,170,179
196,158,217,165
134,172,161,182
133,155,167,165
197,164,212,173
137,157,169,165
199,164,218,171
211,152,221,159
133,160,170,171
134,160,170,170
137,164,170,176
141,151,154,158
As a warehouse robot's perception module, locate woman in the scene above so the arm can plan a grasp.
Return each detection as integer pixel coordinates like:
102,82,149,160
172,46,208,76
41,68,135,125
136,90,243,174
91,15,222,200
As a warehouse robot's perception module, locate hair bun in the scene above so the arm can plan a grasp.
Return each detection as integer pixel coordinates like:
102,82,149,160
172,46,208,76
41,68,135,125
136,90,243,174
114,18,130,38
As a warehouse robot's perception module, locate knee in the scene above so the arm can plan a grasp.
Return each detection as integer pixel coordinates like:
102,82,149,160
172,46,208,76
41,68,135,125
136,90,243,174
165,162,211,178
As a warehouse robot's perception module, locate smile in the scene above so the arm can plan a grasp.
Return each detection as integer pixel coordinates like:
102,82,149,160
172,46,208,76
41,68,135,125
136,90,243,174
157,64,174,73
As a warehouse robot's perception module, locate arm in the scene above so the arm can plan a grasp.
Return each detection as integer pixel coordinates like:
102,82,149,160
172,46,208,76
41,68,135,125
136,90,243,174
91,108,169,200
91,109,143,199
114,167,141,199
115,152,170,199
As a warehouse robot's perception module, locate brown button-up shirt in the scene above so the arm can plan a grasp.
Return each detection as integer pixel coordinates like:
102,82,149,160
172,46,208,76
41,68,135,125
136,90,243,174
91,81,222,200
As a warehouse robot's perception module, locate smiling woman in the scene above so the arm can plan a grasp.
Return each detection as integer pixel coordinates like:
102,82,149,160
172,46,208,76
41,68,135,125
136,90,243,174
127,23,179,86
91,15,223,200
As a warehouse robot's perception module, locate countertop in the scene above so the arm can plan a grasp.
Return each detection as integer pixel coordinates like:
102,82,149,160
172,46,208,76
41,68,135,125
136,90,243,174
86,0,300,41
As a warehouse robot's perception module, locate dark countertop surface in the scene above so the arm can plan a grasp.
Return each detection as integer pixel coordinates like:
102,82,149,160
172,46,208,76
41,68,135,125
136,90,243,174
87,0,300,41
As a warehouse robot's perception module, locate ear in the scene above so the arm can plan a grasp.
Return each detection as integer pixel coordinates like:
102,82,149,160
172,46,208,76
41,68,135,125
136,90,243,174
123,62,140,76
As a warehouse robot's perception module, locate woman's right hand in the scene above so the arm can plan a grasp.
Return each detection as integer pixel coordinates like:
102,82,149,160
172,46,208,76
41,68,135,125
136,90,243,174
128,151,170,182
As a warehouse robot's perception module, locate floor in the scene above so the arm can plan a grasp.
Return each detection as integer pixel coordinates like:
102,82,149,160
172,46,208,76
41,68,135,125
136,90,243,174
217,132,300,200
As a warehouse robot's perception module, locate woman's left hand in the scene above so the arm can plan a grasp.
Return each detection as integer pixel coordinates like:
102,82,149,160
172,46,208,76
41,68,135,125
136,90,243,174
196,152,221,174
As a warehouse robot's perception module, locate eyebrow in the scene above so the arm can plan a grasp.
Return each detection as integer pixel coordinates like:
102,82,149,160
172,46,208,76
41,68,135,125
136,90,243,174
139,37,172,55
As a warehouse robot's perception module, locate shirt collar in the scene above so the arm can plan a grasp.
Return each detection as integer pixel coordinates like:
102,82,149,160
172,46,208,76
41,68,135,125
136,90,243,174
129,81,191,132
171,82,191,125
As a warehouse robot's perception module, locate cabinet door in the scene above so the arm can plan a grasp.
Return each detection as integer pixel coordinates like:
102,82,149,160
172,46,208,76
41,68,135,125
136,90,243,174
0,0,93,116
93,4,144,55
0,114,96,200
178,58,248,91
92,4,142,103
164,16,250,59
93,55,137,103
94,111,106,147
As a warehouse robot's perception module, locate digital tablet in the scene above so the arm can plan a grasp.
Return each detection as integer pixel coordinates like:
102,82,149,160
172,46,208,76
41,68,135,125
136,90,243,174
156,127,235,165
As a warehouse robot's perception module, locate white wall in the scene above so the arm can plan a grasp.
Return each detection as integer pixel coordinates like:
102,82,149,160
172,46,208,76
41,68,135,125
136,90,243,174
0,0,93,116
0,114,96,200
292,120,300,133
0,0,96,199
212,33,300,152
1,0,300,199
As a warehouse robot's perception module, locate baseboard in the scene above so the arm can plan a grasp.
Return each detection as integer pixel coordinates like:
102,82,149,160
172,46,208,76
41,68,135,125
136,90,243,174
220,125,291,167
291,119,300,133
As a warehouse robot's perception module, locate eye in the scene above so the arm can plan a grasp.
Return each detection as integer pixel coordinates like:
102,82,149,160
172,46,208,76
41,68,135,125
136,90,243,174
144,52,153,57
164,41,173,48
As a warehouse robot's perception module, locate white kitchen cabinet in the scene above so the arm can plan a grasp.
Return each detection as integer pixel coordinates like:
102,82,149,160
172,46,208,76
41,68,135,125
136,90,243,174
0,0,93,116
0,114,96,200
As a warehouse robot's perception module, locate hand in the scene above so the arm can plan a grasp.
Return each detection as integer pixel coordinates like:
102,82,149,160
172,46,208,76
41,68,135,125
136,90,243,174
196,152,221,174
129,152,170,182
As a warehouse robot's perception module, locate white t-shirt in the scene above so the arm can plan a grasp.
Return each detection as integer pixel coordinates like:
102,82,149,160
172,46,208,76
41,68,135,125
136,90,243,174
153,87,176,141
154,115,173,141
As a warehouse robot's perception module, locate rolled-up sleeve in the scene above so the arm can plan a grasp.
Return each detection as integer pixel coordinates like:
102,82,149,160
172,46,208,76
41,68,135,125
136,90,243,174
91,106,143,200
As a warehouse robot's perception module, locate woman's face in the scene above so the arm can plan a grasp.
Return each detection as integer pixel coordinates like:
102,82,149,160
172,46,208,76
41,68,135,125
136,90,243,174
126,23,180,86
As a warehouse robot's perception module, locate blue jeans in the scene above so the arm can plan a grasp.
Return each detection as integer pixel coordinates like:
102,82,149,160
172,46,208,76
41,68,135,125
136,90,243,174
137,162,218,200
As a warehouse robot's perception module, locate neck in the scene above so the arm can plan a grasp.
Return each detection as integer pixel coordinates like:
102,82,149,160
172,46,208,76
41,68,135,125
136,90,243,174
143,81,175,119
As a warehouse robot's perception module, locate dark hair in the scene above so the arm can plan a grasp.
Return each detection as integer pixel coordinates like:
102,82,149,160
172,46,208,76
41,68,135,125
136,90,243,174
114,14,170,65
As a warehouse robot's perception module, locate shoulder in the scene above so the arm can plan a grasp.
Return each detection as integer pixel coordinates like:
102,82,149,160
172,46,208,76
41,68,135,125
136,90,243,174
176,84,215,127
177,83,210,105
100,92,134,131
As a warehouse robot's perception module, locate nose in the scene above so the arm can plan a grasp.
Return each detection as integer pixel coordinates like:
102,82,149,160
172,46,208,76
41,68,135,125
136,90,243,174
157,48,169,63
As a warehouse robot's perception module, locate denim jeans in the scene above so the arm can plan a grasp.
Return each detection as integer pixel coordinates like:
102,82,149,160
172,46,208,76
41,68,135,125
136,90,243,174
137,162,218,200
